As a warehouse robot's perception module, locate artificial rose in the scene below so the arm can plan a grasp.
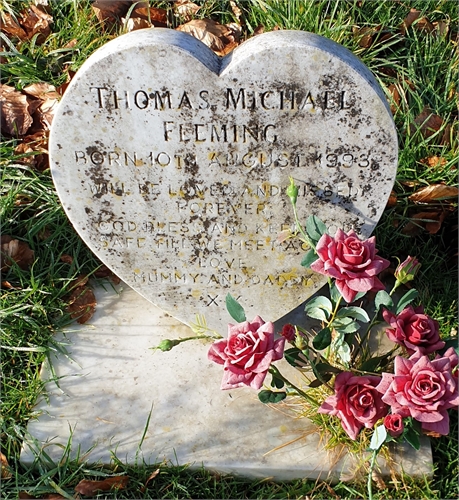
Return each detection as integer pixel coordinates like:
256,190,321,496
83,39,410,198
281,323,296,342
376,349,459,435
383,413,404,438
208,315,285,390
383,306,444,355
310,229,390,303
318,372,388,440
394,255,421,284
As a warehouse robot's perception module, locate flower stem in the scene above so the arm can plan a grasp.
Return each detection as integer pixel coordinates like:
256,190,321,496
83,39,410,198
367,448,379,500
269,365,317,406
291,202,313,249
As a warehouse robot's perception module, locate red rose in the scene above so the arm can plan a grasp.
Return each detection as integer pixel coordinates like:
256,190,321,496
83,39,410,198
376,349,459,435
310,229,389,303
383,306,444,355
318,372,388,440
208,316,285,390
383,413,404,438
281,323,296,342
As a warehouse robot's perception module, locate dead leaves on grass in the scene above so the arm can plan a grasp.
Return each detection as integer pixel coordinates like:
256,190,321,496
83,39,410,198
1,4,52,45
0,235,35,271
66,275,96,324
75,476,129,496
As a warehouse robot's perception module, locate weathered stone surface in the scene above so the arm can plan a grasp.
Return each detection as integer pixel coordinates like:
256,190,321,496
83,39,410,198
50,29,398,331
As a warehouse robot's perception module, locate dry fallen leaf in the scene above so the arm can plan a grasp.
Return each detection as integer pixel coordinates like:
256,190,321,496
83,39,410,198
174,0,201,21
253,24,265,36
177,19,240,56
140,468,160,493
410,106,443,139
0,12,28,40
387,83,400,114
60,254,74,265
400,8,421,35
66,283,96,324
0,236,35,271
75,476,129,496
402,211,446,236
14,130,49,171
408,184,458,204
20,4,53,45
1,451,12,479
420,156,447,169
92,0,132,27
0,84,33,136
230,0,243,22
130,6,168,27
386,190,397,207
94,265,121,284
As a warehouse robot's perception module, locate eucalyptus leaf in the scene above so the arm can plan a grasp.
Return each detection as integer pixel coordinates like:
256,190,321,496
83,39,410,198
301,249,318,268
369,424,388,450
258,390,287,404
312,327,332,350
305,215,328,246
336,306,370,323
375,290,393,311
395,289,419,314
225,293,246,323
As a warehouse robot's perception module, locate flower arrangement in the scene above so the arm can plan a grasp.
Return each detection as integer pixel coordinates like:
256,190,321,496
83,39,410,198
155,178,458,497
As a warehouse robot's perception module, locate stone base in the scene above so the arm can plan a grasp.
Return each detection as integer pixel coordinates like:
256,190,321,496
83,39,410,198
21,282,433,481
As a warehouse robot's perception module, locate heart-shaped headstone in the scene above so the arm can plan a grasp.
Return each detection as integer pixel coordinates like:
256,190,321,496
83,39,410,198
50,29,397,332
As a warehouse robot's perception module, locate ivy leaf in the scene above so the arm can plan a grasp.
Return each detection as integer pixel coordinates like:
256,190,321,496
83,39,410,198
312,327,332,350
375,290,393,311
301,249,318,268
258,390,287,404
305,215,328,246
395,289,419,314
369,424,388,451
225,293,246,323
305,296,333,321
336,306,370,323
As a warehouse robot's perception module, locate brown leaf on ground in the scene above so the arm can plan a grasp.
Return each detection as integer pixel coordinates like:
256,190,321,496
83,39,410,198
19,494,65,499
353,25,380,48
174,0,201,22
0,12,28,40
130,6,168,27
410,106,443,139
0,84,33,136
92,0,132,27
140,468,160,493
1,451,12,479
60,254,74,265
177,19,240,56
66,283,96,324
20,4,53,45
14,130,49,171
75,476,129,496
387,83,400,114
420,156,447,169
400,8,420,34
230,0,243,22
2,280,21,290
402,211,446,236
94,265,121,284
253,24,265,36
69,274,89,290
23,82,59,100
122,17,150,31
408,184,458,203
56,70,76,96
386,190,397,207
0,236,35,271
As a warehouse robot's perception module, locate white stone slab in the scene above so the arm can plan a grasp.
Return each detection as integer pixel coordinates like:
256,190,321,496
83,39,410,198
21,282,432,481
50,29,398,332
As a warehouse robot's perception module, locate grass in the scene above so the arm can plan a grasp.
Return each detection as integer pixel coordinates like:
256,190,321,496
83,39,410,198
1,0,458,498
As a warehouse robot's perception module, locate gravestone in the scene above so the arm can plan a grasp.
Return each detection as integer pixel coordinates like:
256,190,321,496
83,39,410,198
49,28,398,332
21,30,430,481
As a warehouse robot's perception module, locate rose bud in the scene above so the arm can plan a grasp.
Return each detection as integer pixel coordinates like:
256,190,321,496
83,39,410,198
157,339,180,351
394,256,421,284
281,323,296,342
384,413,404,438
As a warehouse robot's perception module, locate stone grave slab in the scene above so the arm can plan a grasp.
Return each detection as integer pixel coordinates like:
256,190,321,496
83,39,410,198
49,29,398,332
21,281,433,481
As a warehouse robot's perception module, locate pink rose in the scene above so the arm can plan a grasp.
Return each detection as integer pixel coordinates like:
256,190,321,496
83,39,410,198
383,413,404,438
280,323,296,342
376,349,459,435
383,306,445,355
310,229,390,303
318,372,388,440
208,315,285,390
